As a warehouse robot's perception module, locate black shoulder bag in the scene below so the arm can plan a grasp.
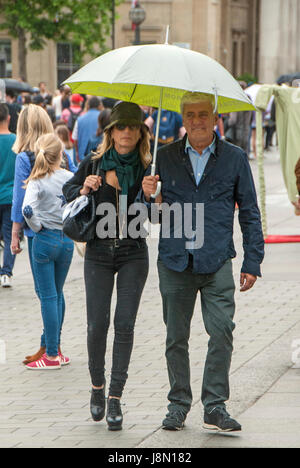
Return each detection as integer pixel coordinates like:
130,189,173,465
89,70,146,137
62,159,101,242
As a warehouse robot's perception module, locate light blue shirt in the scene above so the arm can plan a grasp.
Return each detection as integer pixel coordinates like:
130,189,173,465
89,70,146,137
185,135,216,254
185,135,216,185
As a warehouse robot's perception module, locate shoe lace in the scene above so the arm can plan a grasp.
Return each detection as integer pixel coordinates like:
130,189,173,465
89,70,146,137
212,406,233,422
108,398,122,416
169,409,186,423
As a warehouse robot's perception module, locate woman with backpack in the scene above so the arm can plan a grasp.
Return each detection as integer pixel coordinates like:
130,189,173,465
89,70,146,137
22,133,74,369
11,104,76,365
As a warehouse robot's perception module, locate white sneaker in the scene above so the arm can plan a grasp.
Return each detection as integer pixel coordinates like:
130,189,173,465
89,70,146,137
1,275,12,288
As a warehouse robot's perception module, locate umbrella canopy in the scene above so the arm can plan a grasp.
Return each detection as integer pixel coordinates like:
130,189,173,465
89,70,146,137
3,78,34,94
276,72,300,85
64,43,254,114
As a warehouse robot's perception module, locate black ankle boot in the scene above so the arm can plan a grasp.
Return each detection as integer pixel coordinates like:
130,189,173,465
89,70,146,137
106,397,123,431
90,386,106,422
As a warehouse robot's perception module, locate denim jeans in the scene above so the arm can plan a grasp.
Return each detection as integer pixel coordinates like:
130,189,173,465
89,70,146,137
84,238,149,397
32,229,74,356
0,204,16,277
158,257,236,414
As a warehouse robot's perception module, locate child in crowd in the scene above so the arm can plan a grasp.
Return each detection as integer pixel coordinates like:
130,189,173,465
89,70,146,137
22,133,74,370
55,124,76,167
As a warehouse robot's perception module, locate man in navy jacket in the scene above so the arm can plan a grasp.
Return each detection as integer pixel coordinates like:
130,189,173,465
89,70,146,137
142,92,264,433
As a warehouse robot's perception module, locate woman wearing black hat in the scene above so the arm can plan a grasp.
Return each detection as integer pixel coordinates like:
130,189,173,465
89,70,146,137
63,101,151,431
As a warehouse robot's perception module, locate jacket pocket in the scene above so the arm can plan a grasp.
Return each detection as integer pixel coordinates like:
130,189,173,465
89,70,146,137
208,178,234,200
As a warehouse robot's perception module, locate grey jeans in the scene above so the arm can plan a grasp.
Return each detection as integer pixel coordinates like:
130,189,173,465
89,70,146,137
158,256,236,414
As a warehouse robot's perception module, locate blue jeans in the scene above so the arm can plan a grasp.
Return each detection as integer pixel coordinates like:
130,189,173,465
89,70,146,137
0,204,16,277
32,229,74,356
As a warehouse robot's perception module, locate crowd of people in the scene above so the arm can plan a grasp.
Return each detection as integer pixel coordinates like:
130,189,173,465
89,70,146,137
0,80,299,435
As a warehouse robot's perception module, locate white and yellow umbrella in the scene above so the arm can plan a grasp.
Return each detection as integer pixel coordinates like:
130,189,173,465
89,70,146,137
64,40,254,192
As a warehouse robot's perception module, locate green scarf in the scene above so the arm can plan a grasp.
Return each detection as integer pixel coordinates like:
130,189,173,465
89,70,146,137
100,146,144,196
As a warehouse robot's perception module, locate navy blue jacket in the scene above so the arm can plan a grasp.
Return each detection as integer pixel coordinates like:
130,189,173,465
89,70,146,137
143,134,264,276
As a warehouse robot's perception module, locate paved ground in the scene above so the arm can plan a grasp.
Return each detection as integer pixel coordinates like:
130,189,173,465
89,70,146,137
0,146,300,448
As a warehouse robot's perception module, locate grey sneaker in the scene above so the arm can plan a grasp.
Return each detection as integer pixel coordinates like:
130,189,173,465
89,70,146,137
162,409,186,431
203,407,241,432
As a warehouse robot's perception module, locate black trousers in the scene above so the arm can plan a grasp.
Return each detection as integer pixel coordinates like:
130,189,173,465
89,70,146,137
84,239,149,397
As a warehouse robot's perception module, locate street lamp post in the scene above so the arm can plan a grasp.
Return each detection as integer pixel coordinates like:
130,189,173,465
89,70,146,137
129,1,146,45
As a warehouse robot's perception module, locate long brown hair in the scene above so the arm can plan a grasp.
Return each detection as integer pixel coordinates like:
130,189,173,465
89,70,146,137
23,133,63,187
12,104,54,153
55,124,73,149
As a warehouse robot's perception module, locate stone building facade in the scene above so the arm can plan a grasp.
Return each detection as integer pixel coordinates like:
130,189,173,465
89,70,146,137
0,0,297,93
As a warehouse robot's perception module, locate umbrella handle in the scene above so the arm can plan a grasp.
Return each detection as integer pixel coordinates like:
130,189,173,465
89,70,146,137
151,181,161,199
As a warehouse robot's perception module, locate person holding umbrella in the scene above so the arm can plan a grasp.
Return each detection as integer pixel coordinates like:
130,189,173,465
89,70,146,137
142,91,265,432
62,101,150,431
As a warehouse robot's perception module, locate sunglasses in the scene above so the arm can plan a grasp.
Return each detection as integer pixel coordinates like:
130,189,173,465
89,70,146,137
115,123,141,131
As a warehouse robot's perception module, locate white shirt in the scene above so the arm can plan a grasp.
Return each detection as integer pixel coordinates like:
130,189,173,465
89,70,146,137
22,169,73,232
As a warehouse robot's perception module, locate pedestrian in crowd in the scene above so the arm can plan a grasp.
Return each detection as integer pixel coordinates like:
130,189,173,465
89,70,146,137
225,82,253,157
22,133,74,370
52,85,71,120
214,114,225,140
63,101,151,431
72,96,102,162
10,104,75,365
264,97,276,150
38,81,51,101
61,94,84,133
142,91,264,432
84,108,111,156
55,124,76,168
293,157,300,215
22,94,32,107
144,109,186,153
5,90,22,134
0,103,17,288
44,95,56,123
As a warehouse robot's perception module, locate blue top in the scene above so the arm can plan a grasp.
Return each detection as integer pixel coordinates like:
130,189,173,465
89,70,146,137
139,134,264,276
77,109,100,161
152,110,183,142
11,150,77,237
0,133,17,205
84,133,103,156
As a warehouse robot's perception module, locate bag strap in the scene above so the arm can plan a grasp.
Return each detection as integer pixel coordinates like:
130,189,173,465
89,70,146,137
92,158,105,179
26,151,35,170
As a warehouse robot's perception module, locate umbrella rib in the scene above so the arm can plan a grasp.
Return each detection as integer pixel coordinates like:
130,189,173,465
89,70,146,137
129,84,137,101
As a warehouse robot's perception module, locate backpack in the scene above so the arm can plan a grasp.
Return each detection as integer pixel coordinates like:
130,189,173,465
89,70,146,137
67,109,83,132
26,150,69,171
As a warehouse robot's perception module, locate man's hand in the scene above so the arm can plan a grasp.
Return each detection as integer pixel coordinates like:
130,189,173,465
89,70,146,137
142,175,160,201
240,273,257,292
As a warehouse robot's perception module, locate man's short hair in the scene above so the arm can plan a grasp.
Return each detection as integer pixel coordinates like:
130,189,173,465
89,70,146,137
0,103,9,123
88,96,101,109
180,92,216,115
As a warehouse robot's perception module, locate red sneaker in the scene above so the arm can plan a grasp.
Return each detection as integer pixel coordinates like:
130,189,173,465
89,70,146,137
26,354,61,370
59,352,70,366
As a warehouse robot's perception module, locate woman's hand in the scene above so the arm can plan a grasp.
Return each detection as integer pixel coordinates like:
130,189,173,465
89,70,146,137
80,175,102,196
11,230,22,255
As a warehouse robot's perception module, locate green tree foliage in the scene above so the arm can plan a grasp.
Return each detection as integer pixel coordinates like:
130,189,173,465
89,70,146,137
0,0,123,80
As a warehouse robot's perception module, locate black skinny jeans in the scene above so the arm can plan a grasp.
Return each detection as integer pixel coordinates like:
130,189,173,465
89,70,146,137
84,238,149,397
